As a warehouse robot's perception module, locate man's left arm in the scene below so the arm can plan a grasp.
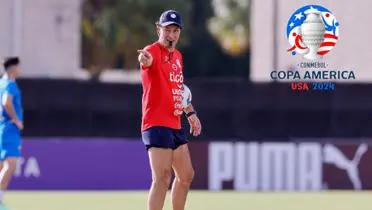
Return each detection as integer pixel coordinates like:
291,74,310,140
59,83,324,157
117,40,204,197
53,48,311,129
184,104,201,136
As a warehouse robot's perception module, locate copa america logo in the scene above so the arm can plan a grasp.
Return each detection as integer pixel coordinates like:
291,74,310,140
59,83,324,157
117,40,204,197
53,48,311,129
286,5,340,60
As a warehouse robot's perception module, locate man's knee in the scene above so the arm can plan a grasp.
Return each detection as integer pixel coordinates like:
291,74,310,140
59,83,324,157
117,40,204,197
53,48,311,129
7,164,16,174
3,160,17,174
176,168,194,186
152,168,172,187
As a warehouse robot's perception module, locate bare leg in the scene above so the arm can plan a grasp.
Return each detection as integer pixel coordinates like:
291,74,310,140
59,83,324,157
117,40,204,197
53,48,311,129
171,144,194,210
0,158,17,203
0,158,17,190
0,161,3,203
148,148,173,210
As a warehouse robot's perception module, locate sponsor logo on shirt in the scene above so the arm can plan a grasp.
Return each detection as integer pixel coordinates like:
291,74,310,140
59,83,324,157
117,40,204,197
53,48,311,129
170,72,183,83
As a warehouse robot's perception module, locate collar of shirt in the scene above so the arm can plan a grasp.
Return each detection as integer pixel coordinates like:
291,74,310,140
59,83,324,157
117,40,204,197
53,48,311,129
157,42,175,63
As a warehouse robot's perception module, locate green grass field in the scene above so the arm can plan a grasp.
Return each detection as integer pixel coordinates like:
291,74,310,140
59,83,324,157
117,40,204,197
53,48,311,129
4,191,372,210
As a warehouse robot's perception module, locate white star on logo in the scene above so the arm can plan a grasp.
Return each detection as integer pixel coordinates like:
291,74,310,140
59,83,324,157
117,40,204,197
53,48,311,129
294,12,304,20
289,22,295,27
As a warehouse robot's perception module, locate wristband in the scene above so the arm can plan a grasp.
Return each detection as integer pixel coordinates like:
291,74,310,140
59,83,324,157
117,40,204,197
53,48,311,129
186,111,196,118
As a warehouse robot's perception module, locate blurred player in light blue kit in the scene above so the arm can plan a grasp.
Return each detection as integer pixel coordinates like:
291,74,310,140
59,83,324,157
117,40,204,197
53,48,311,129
0,57,23,205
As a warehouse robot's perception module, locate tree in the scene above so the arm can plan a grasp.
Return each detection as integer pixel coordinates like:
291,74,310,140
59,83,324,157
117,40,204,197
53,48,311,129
81,0,191,76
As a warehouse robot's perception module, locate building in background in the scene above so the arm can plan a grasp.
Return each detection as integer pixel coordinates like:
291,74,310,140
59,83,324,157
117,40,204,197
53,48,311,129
0,0,81,78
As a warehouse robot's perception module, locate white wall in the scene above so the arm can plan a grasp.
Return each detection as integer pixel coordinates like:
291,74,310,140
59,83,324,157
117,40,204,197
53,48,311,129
0,0,82,78
0,0,13,60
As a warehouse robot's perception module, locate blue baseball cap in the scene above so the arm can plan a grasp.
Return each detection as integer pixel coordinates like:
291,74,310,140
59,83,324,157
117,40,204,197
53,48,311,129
158,10,183,29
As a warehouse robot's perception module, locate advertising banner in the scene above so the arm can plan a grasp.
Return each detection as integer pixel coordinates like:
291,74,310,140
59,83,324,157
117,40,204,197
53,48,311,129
10,139,372,191
11,138,151,190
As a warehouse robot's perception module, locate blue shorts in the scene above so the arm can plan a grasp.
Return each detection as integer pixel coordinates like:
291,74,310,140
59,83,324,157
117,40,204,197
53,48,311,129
142,126,188,150
0,124,22,160
0,142,21,160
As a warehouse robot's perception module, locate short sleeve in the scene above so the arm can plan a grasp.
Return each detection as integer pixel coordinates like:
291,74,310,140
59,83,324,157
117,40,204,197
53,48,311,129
180,53,184,70
176,50,184,71
4,82,17,97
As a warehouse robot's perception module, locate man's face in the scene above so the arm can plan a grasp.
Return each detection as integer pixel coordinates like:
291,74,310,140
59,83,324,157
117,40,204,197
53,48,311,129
10,65,21,77
158,24,181,49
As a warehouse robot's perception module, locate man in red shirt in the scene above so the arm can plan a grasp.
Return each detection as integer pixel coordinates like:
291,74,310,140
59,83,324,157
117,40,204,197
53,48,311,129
138,10,201,210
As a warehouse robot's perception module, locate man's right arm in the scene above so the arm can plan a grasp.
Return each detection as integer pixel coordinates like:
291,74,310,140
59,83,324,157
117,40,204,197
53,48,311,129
137,49,153,68
2,93,23,130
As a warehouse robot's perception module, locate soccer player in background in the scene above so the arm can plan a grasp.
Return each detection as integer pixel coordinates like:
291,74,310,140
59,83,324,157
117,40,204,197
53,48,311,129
0,57,24,205
138,10,202,210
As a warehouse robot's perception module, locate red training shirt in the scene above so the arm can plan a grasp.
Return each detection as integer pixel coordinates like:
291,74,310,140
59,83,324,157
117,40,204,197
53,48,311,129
141,42,184,131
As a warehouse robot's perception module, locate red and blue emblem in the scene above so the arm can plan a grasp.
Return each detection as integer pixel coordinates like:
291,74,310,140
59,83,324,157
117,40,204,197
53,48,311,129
287,5,339,58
